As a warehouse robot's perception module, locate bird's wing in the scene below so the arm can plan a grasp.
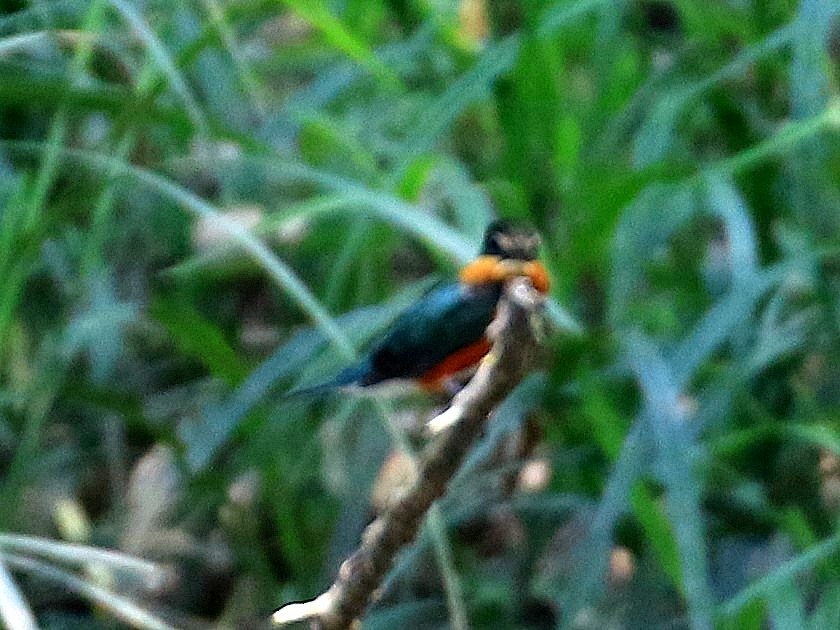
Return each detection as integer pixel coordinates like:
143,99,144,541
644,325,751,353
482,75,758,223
363,282,501,384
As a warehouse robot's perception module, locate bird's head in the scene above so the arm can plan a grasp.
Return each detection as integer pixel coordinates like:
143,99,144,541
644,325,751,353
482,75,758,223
480,220,542,261
460,220,550,292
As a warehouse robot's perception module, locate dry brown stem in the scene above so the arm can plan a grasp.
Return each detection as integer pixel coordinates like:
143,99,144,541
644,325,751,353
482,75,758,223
272,279,545,629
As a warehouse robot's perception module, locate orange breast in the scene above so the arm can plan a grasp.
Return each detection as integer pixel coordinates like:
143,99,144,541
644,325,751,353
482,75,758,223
418,337,492,389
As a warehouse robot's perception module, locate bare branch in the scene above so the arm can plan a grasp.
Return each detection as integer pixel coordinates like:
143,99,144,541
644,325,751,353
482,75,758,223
272,279,545,629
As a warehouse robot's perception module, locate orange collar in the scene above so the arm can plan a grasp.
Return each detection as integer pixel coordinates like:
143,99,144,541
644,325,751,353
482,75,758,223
458,255,550,294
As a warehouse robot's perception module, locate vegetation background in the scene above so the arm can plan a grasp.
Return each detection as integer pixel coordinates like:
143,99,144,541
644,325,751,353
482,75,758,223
0,0,838,628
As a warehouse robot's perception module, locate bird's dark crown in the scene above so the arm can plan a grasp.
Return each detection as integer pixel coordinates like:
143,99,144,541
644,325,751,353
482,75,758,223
480,220,541,261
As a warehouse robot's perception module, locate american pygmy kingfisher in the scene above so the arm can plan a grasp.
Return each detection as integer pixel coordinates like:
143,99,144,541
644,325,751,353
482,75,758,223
297,220,550,395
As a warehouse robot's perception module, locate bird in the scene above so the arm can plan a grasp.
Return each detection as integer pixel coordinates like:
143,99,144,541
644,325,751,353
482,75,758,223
290,220,550,397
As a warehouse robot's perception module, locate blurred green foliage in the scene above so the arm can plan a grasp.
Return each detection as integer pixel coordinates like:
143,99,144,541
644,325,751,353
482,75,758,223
0,0,838,628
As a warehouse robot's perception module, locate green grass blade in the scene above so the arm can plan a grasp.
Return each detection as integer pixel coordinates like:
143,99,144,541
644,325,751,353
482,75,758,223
173,153,584,333
634,23,797,167
709,423,840,459
392,35,520,176
537,0,611,38
790,0,839,119
0,535,165,583
279,0,400,88
766,576,807,630
703,176,759,287
627,334,714,630
0,557,36,630
426,506,469,630
180,280,429,471
1,552,174,630
150,298,249,386
718,534,840,619
0,31,53,55
0,0,111,520
0,0,79,34
198,0,267,115
703,100,840,178
174,153,478,260
107,0,208,132
0,140,354,356
669,267,782,387
807,582,840,630
545,421,653,626
608,183,698,324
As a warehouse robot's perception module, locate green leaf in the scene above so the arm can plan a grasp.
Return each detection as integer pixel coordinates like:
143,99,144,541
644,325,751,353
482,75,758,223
279,0,400,88
0,140,355,357
540,421,653,622
107,0,207,132
626,333,714,630
790,0,839,119
807,582,840,630
364,599,447,630
392,35,520,178
0,553,173,630
180,280,431,471
608,183,698,325
150,297,248,386
703,175,759,288
710,424,840,459
633,23,797,168
718,534,840,619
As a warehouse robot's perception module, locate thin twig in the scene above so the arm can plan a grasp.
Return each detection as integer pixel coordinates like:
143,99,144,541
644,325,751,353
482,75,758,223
272,278,545,629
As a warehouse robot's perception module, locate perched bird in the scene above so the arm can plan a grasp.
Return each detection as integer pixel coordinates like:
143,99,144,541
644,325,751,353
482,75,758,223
293,220,550,396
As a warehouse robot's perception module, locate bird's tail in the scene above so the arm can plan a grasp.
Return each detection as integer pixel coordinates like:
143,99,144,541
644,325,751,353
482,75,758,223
282,358,372,399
